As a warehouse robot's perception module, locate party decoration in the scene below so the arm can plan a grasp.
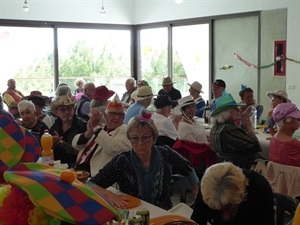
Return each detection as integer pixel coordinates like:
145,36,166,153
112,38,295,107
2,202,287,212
234,52,300,69
4,163,121,225
219,64,234,70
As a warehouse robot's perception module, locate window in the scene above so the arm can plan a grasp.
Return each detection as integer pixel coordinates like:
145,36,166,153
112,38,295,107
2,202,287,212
0,26,54,96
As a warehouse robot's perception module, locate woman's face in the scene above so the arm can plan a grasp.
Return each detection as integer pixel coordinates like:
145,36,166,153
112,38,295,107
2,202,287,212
128,127,155,159
271,96,284,108
182,104,196,119
229,107,241,121
20,108,36,128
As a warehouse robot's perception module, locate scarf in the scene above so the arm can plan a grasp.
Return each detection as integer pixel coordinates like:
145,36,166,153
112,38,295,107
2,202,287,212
130,146,164,204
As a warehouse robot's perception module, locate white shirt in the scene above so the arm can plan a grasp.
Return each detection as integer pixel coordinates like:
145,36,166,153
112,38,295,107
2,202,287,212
178,120,208,143
153,112,178,140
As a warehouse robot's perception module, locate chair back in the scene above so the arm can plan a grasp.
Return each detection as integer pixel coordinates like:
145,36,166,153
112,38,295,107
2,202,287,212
265,161,300,198
273,192,299,225
172,139,217,178
155,135,176,148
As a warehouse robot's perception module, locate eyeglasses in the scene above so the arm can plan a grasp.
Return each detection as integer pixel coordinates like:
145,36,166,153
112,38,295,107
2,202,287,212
128,135,152,144
108,112,125,117
56,106,74,113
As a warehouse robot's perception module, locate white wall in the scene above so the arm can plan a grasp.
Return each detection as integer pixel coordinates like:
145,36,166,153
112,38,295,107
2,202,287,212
0,0,135,24
134,0,300,106
1,0,299,105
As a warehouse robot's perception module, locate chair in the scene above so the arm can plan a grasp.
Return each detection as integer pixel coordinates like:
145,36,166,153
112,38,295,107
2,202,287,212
265,161,300,198
273,192,299,225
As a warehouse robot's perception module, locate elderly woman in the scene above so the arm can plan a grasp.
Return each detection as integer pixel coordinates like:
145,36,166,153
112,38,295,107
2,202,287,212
210,93,262,169
17,100,49,144
191,162,274,225
173,95,208,143
74,77,85,95
269,103,300,167
87,109,199,210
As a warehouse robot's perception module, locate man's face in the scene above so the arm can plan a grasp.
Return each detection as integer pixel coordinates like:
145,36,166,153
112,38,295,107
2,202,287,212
212,84,224,98
85,84,96,98
104,110,125,130
163,84,172,93
126,80,135,92
20,108,36,128
56,105,74,122
8,79,16,89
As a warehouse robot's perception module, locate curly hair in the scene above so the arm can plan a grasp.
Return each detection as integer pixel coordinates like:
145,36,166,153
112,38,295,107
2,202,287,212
201,162,249,210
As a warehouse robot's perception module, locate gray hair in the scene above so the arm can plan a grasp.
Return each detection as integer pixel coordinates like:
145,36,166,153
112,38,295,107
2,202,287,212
276,117,292,128
126,78,136,86
55,85,71,97
74,77,85,87
18,100,36,113
90,99,106,108
211,109,231,125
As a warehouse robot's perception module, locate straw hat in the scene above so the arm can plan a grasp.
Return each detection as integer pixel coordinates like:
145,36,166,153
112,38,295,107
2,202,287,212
267,90,290,102
50,95,75,116
92,85,115,101
211,93,244,117
131,86,154,101
173,95,195,115
188,81,204,93
162,77,175,85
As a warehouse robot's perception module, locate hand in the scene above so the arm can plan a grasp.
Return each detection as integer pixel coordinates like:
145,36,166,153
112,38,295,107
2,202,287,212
89,108,102,128
52,131,63,145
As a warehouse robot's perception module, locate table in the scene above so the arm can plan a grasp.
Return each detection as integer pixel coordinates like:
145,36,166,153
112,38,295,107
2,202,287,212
107,187,173,218
254,130,272,158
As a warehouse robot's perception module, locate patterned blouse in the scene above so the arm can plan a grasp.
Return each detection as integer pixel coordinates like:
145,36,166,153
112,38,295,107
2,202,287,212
90,145,198,210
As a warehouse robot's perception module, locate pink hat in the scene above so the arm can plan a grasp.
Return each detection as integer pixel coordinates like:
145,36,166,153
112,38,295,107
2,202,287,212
273,103,300,123
92,86,115,101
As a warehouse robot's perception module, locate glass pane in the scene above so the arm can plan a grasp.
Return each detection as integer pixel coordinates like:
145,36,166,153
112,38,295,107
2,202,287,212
139,27,168,95
0,26,54,97
57,28,131,98
173,24,209,100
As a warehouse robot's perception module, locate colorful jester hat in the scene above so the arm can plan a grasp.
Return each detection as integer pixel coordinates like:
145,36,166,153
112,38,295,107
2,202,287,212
0,113,41,183
4,163,121,225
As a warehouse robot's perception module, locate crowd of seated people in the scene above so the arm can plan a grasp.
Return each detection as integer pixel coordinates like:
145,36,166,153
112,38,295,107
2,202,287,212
3,76,300,222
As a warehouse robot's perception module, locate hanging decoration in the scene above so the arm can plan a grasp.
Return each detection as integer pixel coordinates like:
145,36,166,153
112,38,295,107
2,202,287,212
219,65,234,70
234,52,300,69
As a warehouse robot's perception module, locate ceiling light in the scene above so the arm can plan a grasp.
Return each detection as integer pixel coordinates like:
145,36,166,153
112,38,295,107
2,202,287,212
100,0,106,16
23,0,29,12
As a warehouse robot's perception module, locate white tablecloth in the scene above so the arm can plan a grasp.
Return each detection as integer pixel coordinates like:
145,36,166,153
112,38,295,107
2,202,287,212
254,130,272,158
107,187,173,218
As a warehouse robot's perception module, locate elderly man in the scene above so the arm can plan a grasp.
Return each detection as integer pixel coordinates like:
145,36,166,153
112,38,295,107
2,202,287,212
153,95,178,147
72,95,131,176
188,81,205,118
211,79,226,110
121,78,136,108
2,79,24,119
76,82,96,121
49,95,87,167
124,86,154,124
158,77,181,107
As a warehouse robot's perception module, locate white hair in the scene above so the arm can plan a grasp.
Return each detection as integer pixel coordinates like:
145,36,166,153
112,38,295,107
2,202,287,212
18,100,36,113
211,109,231,125
276,117,292,128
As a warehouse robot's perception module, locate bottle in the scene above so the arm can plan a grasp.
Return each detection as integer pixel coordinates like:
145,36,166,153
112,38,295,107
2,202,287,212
204,100,211,124
250,106,257,130
41,129,54,166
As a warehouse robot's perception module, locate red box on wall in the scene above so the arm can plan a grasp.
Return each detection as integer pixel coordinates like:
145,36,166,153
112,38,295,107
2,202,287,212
274,40,286,76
